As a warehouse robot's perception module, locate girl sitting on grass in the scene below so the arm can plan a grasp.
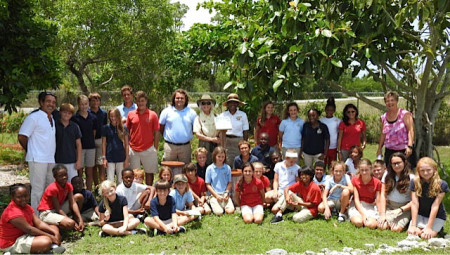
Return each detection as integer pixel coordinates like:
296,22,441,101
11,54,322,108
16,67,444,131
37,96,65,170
158,166,174,186
318,161,353,223
348,159,381,229
408,157,449,239
234,162,265,224
98,180,142,237
377,152,413,232
345,145,362,178
253,162,272,207
170,174,199,225
205,146,234,215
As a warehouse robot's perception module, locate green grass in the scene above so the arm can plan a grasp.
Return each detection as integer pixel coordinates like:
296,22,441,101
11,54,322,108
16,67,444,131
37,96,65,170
0,147,24,165
0,133,17,144
68,212,450,254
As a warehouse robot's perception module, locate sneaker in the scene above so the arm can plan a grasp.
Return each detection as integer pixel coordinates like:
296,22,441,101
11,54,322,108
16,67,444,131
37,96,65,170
178,226,186,233
51,244,66,254
270,215,283,224
136,228,147,235
136,214,146,223
98,231,109,237
338,214,347,223
331,208,338,217
156,229,166,236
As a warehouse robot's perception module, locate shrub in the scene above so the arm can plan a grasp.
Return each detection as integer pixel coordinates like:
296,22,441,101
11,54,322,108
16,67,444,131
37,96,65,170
0,111,27,133
433,101,450,146
0,147,24,164
359,114,380,144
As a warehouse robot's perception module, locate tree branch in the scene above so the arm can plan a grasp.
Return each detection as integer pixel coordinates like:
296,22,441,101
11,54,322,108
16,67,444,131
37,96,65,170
327,80,386,111
431,51,450,92
380,63,416,93
100,74,114,86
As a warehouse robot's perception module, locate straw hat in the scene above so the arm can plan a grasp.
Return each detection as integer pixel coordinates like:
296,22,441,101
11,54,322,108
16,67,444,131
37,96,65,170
196,94,216,107
222,93,244,106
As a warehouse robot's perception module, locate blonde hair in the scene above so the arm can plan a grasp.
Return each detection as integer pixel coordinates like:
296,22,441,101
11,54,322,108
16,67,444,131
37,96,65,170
330,161,346,176
108,108,125,143
414,157,442,197
194,147,208,157
77,94,88,107
173,174,190,193
99,180,117,213
356,158,373,176
252,162,264,170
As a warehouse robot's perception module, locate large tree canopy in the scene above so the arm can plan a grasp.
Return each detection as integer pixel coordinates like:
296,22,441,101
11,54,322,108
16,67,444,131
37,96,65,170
0,0,60,113
189,0,449,158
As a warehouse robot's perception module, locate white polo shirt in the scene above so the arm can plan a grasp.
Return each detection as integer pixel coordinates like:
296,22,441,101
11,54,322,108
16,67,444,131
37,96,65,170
18,109,56,163
220,109,249,137
116,182,147,210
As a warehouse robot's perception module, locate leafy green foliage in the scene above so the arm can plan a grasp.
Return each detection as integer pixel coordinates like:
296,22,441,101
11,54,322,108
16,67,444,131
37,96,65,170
0,112,27,133
0,0,60,113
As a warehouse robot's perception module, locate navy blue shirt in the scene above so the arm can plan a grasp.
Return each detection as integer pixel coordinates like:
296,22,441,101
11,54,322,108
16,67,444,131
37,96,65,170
233,154,259,170
301,121,330,155
150,195,176,221
102,124,126,163
251,145,275,167
410,179,449,220
89,108,107,139
98,194,127,222
196,162,207,180
75,189,98,213
72,112,98,149
55,120,82,164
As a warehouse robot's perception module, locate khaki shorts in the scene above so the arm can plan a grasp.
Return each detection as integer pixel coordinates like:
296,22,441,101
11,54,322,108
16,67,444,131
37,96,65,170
292,208,314,223
209,196,234,215
129,146,158,173
273,191,303,212
163,142,192,164
39,200,70,225
0,234,34,254
319,198,341,211
348,201,379,219
81,149,96,168
95,138,103,165
385,200,411,229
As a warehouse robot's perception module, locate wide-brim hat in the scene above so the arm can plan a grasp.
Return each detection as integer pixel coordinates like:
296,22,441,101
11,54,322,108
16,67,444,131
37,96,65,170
222,93,244,106
173,175,188,183
196,94,216,107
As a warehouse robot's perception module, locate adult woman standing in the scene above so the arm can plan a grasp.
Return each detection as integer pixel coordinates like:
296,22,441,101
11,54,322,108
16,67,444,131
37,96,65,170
255,101,281,148
376,91,414,166
337,104,366,161
194,94,220,165
278,102,304,158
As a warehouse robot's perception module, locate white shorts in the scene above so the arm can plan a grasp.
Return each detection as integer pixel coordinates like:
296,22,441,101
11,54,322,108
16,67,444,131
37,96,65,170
241,204,264,216
81,149,96,168
63,163,77,183
129,146,158,173
411,215,446,233
94,139,103,165
0,234,34,254
348,201,379,219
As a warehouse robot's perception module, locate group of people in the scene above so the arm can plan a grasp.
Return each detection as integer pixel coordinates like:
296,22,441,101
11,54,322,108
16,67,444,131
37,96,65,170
0,88,447,253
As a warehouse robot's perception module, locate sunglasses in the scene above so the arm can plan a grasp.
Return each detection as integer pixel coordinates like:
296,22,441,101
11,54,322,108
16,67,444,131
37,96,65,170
201,101,212,105
347,110,356,114
392,162,403,166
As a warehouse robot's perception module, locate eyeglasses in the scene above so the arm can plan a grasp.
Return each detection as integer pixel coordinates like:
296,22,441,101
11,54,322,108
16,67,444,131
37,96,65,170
347,110,356,114
392,162,403,166
201,101,212,105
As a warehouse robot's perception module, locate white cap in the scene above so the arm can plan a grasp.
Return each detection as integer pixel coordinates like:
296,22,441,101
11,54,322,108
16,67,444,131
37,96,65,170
285,152,298,158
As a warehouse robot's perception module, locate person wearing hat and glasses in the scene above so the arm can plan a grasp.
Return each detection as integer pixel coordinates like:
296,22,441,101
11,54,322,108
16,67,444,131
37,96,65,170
193,94,220,165
219,93,249,167
159,89,198,164
18,91,57,212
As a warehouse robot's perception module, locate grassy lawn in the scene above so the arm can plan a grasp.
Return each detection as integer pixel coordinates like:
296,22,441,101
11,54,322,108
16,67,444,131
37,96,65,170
67,211,450,254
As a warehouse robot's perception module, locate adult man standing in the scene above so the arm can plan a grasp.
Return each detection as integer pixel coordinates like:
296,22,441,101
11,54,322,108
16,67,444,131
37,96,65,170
159,89,197,163
220,93,249,167
117,85,137,123
18,91,57,212
126,91,159,185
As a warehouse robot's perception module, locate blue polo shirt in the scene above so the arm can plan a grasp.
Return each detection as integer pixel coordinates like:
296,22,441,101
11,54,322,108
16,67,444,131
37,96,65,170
55,120,82,164
205,163,231,194
117,102,137,120
159,106,197,144
89,108,107,139
169,189,194,211
301,121,330,155
279,117,304,148
72,112,98,149
150,195,176,221
233,154,259,170
251,145,275,167
102,124,126,163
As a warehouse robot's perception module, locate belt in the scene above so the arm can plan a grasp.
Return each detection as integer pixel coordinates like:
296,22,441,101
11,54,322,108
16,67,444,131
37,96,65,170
226,135,243,138
165,140,190,146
